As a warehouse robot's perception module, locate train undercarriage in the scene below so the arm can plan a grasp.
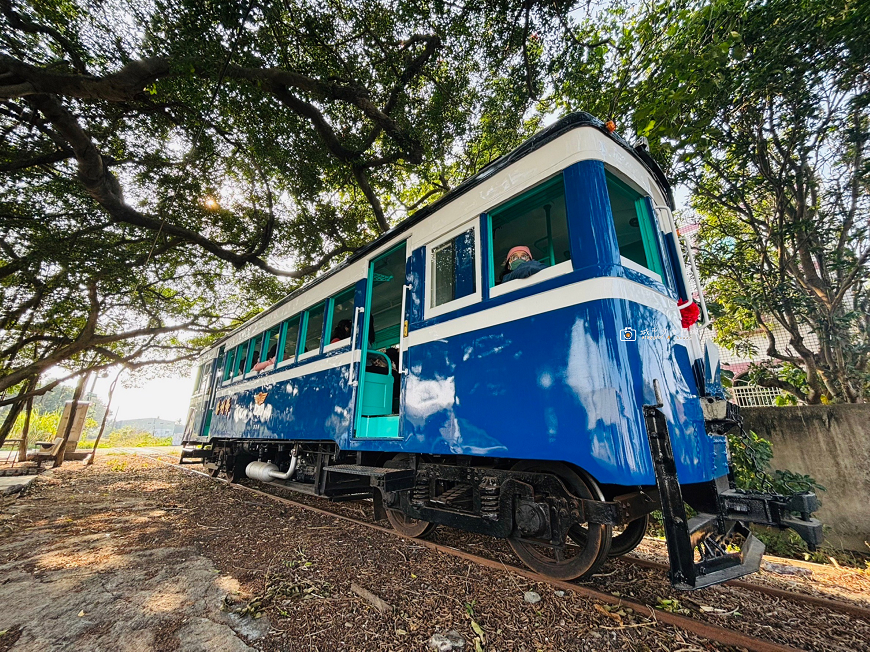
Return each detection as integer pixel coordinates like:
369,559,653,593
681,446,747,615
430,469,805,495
181,403,822,589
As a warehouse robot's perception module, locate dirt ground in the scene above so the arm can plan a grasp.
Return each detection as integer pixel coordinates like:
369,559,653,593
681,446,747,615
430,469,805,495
0,452,867,651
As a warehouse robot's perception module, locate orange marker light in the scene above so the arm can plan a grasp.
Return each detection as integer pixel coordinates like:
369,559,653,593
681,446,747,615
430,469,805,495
605,120,617,133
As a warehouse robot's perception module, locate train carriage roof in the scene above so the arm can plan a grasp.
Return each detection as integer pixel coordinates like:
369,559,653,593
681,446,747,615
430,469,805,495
206,112,674,352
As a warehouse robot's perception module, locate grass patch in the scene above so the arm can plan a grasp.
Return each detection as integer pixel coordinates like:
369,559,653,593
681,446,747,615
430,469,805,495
78,426,173,449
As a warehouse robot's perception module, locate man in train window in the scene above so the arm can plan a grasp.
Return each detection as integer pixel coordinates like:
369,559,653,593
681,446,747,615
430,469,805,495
500,245,546,283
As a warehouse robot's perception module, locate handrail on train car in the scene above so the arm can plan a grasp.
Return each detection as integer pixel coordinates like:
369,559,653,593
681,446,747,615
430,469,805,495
398,283,411,375
656,205,710,329
349,306,365,387
682,230,711,329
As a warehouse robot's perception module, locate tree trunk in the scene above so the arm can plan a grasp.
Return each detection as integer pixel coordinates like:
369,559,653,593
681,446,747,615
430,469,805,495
87,371,121,466
0,378,34,448
18,397,33,462
53,373,88,468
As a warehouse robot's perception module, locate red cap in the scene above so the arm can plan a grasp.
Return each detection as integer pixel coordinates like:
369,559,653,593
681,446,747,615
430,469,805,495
505,246,532,263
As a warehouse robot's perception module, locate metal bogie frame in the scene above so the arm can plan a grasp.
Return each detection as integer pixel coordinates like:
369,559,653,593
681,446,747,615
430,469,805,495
185,437,662,552
390,462,658,539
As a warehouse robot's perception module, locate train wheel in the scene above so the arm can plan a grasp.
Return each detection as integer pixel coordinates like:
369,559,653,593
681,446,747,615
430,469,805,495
226,451,252,484
384,455,437,539
508,461,612,581
608,514,649,558
204,446,221,477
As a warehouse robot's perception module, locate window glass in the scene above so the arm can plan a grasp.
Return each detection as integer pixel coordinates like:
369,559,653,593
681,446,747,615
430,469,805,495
328,286,355,344
281,316,301,363
431,228,476,308
302,303,325,354
262,327,280,362
247,334,264,373
233,341,248,378
199,363,211,392
222,351,234,381
370,246,406,348
606,172,664,279
489,175,570,285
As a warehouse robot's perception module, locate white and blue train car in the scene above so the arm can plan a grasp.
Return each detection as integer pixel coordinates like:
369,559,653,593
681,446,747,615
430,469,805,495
182,113,821,588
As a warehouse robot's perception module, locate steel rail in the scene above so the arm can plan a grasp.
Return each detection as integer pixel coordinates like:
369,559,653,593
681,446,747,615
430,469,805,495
622,555,870,621
136,453,870,652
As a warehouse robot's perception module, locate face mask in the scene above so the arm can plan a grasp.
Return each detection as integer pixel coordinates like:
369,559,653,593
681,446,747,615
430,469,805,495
510,257,528,270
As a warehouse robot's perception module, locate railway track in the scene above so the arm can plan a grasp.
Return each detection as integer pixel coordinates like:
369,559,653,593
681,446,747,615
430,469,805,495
139,452,870,652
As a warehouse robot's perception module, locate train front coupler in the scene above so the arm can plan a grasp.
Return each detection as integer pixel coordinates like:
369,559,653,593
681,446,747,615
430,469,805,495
643,401,822,590
716,486,822,549
699,396,823,550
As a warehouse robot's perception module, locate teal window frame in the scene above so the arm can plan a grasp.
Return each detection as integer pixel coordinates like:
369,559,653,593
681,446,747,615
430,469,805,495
368,241,407,348
301,301,326,355
245,333,263,375
278,314,301,364
233,341,249,378
605,171,664,280
326,286,356,345
222,350,235,382
261,326,280,362
486,175,568,287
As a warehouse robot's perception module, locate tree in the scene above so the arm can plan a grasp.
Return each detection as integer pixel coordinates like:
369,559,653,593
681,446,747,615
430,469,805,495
0,187,264,406
1,0,587,417
554,0,869,403
1,0,577,275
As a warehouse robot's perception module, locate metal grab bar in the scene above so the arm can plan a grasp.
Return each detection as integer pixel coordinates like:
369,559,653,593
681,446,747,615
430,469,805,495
655,205,710,329
349,305,364,386
681,231,711,329
398,283,411,375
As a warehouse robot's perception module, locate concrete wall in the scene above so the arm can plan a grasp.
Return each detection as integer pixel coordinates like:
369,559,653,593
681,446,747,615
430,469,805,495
741,405,870,551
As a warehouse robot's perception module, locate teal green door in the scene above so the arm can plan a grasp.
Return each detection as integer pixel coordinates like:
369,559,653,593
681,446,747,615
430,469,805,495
354,243,406,439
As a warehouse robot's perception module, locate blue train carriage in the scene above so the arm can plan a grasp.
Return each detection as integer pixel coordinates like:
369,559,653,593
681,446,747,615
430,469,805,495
180,113,821,589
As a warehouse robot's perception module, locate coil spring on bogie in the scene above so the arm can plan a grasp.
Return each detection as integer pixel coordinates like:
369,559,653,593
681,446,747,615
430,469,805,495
412,474,430,503
480,476,500,517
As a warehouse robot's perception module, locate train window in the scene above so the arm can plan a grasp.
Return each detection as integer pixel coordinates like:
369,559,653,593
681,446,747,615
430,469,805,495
488,175,571,288
301,302,325,356
233,341,249,378
429,226,477,311
326,286,355,346
193,364,203,392
262,327,280,363
370,245,406,348
605,172,664,281
201,362,214,391
246,334,263,373
198,363,209,392
222,351,234,382
279,315,301,365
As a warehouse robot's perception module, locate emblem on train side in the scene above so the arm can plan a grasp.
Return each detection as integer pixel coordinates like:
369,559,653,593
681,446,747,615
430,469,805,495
254,391,268,406
216,397,233,416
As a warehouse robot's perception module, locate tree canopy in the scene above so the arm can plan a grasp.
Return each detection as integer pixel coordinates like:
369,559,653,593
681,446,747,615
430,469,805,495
556,0,869,403
1,0,867,411
2,0,593,408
